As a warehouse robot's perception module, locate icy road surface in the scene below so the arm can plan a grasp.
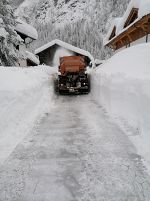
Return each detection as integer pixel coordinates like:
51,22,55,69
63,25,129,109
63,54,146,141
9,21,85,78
0,95,150,201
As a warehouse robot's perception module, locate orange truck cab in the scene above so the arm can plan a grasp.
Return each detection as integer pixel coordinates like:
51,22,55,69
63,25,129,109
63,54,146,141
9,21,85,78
59,56,86,75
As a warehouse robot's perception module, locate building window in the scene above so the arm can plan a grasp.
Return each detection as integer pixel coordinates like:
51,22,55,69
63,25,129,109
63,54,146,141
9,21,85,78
109,26,116,40
124,8,138,28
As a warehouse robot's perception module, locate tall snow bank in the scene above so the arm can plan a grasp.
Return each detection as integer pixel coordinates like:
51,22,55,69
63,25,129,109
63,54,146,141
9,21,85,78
0,66,56,165
91,43,150,172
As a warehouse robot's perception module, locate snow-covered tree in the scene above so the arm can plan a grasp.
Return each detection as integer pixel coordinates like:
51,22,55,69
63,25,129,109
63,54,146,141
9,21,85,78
18,0,130,59
0,0,22,66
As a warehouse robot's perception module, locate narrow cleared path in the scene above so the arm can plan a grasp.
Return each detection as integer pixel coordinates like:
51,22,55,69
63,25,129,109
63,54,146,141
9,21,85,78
0,95,150,201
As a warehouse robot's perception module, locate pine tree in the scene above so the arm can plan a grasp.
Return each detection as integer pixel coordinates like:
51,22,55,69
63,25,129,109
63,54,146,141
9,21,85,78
23,0,130,60
0,0,22,66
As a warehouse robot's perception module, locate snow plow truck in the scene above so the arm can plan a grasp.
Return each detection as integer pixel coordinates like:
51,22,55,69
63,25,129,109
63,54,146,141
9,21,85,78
56,56,90,94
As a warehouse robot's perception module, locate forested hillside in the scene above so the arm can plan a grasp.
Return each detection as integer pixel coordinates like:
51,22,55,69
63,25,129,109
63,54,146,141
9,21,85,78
17,0,130,59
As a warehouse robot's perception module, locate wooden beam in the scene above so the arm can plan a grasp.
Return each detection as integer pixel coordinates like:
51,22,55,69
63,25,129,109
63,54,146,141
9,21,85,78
141,24,150,33
120,39,125,46
111,43,116,50
105,14,150,49
126,33,133,42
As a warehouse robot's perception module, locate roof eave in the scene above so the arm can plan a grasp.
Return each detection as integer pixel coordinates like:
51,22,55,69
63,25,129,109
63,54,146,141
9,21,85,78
35,39,94,63
16,30,37,40
105,14,150,50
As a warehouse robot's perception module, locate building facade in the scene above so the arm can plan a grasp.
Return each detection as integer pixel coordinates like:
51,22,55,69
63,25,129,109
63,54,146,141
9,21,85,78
104,0,150,52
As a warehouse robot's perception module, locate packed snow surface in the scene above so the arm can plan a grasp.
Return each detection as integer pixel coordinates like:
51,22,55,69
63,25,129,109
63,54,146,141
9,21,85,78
0,66,56,165
0,95,150,200
91,43,150,173
104,0,150,45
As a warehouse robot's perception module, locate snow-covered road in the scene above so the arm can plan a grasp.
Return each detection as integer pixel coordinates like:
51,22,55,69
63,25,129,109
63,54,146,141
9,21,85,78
0,95,150,201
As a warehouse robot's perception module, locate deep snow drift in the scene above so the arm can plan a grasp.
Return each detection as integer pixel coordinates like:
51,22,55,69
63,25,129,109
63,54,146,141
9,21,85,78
0,66,56,165
91,43,150,173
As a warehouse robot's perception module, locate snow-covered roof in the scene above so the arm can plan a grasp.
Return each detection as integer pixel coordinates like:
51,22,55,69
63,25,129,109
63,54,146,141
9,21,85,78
104,0,150,46
15,20,38,40
35,39,94,63
26,51,40,65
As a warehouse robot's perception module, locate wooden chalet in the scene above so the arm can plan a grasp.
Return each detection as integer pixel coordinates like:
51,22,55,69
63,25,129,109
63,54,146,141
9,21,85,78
104,0,150,51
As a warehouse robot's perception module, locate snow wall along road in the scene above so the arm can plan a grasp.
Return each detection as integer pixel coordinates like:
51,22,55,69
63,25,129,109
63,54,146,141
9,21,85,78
91,43,150,172
0,66,56,165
